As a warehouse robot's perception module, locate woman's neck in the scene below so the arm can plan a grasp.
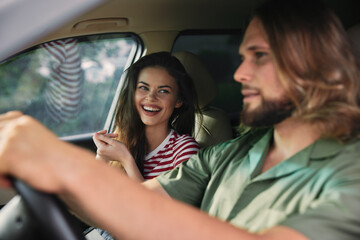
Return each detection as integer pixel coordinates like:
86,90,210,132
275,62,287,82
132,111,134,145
145,125,171,153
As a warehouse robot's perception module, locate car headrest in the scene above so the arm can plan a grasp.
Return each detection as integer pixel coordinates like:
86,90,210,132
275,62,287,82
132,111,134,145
172,51,217,108
347,23,360,61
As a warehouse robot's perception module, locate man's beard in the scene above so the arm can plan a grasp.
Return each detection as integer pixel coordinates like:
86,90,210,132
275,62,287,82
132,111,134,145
240,95,295,127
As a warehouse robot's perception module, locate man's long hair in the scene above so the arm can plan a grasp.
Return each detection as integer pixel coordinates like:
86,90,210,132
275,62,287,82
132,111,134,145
114,52,200,175
254,0,360,141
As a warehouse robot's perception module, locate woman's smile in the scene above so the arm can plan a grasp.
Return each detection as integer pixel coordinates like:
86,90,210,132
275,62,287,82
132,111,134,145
142,105,162,115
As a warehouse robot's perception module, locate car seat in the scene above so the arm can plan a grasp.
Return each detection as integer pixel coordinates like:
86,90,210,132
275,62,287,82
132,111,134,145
347,23,360,62
172,51,233,148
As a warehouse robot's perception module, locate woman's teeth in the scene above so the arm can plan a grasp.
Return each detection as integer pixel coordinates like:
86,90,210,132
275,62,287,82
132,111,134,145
143,106,161,112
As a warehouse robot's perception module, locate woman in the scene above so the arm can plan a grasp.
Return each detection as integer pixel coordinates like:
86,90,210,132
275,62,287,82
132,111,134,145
93,52,201,182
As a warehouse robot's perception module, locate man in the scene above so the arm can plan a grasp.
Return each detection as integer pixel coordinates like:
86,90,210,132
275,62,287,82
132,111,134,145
0,0,360,239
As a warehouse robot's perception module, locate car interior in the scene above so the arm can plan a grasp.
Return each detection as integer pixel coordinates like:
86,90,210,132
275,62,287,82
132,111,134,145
0,0,359,239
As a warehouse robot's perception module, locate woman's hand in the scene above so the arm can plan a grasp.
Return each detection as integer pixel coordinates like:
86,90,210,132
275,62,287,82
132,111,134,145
93,130,144,182
93,130,117,162
93,130,131,163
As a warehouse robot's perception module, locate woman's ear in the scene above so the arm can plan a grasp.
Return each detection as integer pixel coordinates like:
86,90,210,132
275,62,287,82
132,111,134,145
175,99,183,108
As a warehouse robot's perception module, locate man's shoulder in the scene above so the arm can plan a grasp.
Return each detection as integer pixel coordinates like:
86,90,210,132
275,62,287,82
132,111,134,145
330,137,360,165
213,127,270,149
314,137,360,160
199,127,271,159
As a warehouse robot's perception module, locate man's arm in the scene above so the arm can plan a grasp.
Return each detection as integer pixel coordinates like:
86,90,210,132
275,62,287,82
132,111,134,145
63,154,307,240
143,178,170,197
0,113,308,240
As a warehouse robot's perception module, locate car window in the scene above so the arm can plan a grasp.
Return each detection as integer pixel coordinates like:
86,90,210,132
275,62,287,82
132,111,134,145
172,31,243,125
0,33,141,138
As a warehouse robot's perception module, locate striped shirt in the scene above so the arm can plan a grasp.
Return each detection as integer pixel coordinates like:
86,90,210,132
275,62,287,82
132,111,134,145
144,129,200,180
42,38,82,123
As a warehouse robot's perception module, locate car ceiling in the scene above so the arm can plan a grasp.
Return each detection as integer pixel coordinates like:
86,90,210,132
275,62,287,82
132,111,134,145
1,0,359,60
43,0,263,39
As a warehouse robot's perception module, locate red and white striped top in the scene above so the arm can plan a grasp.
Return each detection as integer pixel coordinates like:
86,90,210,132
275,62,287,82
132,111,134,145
144,130,200,180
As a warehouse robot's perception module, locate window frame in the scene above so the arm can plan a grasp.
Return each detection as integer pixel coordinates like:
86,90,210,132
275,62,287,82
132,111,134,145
0,32,144,144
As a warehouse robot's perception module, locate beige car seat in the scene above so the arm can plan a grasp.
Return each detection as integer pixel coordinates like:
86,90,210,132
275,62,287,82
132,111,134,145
173,51,233,148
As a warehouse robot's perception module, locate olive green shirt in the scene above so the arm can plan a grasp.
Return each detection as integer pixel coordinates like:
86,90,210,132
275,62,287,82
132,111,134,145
156,129,360,240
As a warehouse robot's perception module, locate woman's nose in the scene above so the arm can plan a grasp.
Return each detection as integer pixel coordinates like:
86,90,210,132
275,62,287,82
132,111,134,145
146,90,157,100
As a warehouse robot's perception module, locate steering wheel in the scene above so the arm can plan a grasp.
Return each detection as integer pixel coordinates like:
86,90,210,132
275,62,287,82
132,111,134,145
0,178,86,240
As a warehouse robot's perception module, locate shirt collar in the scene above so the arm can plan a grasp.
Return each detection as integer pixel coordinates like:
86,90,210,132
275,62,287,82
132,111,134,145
248,129,272,170
249,129,345,181
308,138,344,160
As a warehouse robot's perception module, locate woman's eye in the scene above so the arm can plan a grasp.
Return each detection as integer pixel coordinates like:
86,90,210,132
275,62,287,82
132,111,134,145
138,86,148,91
159,89,170,94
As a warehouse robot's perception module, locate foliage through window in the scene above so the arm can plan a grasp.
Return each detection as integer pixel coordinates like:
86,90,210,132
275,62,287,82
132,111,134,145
0,34,139,137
